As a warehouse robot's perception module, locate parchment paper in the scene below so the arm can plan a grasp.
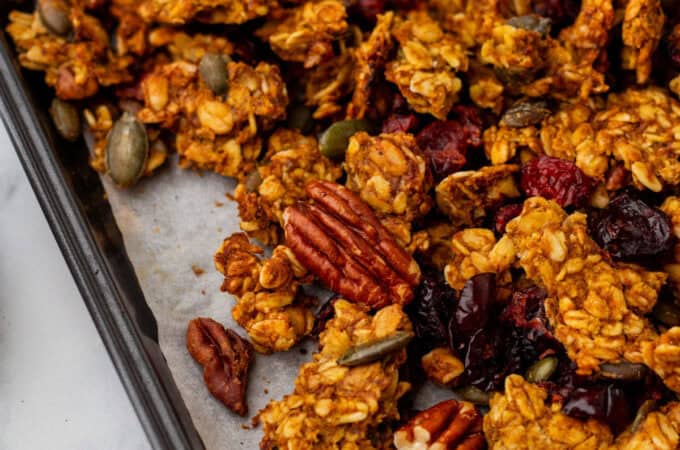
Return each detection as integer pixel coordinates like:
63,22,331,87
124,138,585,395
100,154,452,449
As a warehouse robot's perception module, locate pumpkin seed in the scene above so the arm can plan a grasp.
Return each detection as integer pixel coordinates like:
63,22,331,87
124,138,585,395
199,53,229,96
526,356,558,383
501,99,551,128
319,119,373,160
245,170,263,193
455,386,491,405
286,104,314,133
627,400,657,434
337,331,413,367
652,299,680,326
598,362,647,381
106,112,149,188
507,15,552,37
49,98,81,142
38,0,71,37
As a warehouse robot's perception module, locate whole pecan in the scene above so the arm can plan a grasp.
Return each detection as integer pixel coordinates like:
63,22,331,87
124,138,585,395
283,180,421,308
186,318,254,416
394,399,485,450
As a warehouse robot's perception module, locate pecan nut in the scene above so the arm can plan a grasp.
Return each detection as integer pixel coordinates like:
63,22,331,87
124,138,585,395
186,318,254,416
283,180,421,308
394,399,485,450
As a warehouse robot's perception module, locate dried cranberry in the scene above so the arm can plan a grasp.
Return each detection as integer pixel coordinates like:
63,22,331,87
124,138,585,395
532,0,580,31
406,270,457,350
494,203,523,234
311,297,339,339
521,155,595,208
382,113,419,133
588,191,673,263
356,0,387,20
451,273,495,336
667,25,680,68
562,386,631,435
416,107,482,180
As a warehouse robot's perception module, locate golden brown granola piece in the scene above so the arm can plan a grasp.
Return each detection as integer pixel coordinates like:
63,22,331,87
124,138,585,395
345,131,433,226
468,61,504,113
503,197,666,374
483,124,541,166
214,233,315,353
480,23,547,78
615,402,680,449
484,375,614,449
421,347,464,386
435,165,520,228
84,102,168,177
233,129,342,245
432,0,504,48
416,222,457,270
146,26,234,63
443,228,515,299
642,328,680,394
138,0,273,24
137,59,288,179
559,0,614,64
258,299,412,450
256,0,348,68
302,48,354,119
385,11,469,119
621,0,665,84
110,0,149,57
347,12,394,119
6,9,133,100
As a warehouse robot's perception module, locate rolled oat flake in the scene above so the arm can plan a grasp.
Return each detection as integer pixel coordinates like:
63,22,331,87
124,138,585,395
106,112,149,188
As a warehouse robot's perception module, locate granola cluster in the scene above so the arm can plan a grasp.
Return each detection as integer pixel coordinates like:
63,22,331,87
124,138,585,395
258,299,411,449
214,233,315,353
138,0,273,25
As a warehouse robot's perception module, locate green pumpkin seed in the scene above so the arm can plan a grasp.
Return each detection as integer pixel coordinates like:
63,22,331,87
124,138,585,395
199,53,230,96
507,15,552,37
319,119,373,160
627,400,657,434
455,386,491,405
526,356,558,383
337,331,413,367
652,299,680,326
598,362,647,381
49,98,81,142
38,0,71,36
286,104,314,134
501,99,551,128
106,112,149,188
245,170,263,193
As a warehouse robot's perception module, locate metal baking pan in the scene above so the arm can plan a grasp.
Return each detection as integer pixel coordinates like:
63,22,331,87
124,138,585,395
0,3,204,449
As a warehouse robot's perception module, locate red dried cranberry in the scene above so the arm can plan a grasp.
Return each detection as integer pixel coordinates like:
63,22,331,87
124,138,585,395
588,191,673,263
355,0,386,20
562,386,631,435
521,155,595,207
416,107,482,180
406,270,456,350
451,273,496,336
667,25,680,68
311,297,339,339
494,203,523,234
382,113,419,133
532,0,580,31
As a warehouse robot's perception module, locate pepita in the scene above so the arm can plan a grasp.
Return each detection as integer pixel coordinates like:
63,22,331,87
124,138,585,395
598,362,647,381
501,99,551,128
38,0,71,37
49,98,81,142
319,119,373,160
455,385,491,405
245,170,263,193
286,104,313,133
626,400,657,434
507,15,552,37
337,331,413,367
652,299,680,326
199,53,230,96
106,112,149,188
525,356,558,383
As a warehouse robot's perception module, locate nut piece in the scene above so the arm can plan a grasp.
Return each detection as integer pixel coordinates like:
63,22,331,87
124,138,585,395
283,181,421,308
394,399,485,450
186,318,253,416
259,299,412,449
214,233,315,353
421,347,465,386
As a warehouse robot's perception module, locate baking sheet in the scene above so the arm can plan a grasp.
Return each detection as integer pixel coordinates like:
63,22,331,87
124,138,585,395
101,154,451,449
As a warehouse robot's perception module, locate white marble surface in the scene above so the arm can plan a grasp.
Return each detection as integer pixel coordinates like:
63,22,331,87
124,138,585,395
0,124,150,449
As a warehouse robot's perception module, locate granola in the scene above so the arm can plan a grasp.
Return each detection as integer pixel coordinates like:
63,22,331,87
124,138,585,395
621,0,665,84
138,0,273,25
258,299,412,449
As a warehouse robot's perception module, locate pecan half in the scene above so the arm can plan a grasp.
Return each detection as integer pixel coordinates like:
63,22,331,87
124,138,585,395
394,399,485,450
186,318,254,416
283,180,421,308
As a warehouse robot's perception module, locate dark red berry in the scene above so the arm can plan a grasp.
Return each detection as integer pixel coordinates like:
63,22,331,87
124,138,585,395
354,0,386,21
521,155,595,207
416,107,482,180
451,273,495,336
532,0,580,31
382,113,419,133
311,297,339,339
667,25,680,68
588,191,673,263
406,270,457,350
494,203,523,234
